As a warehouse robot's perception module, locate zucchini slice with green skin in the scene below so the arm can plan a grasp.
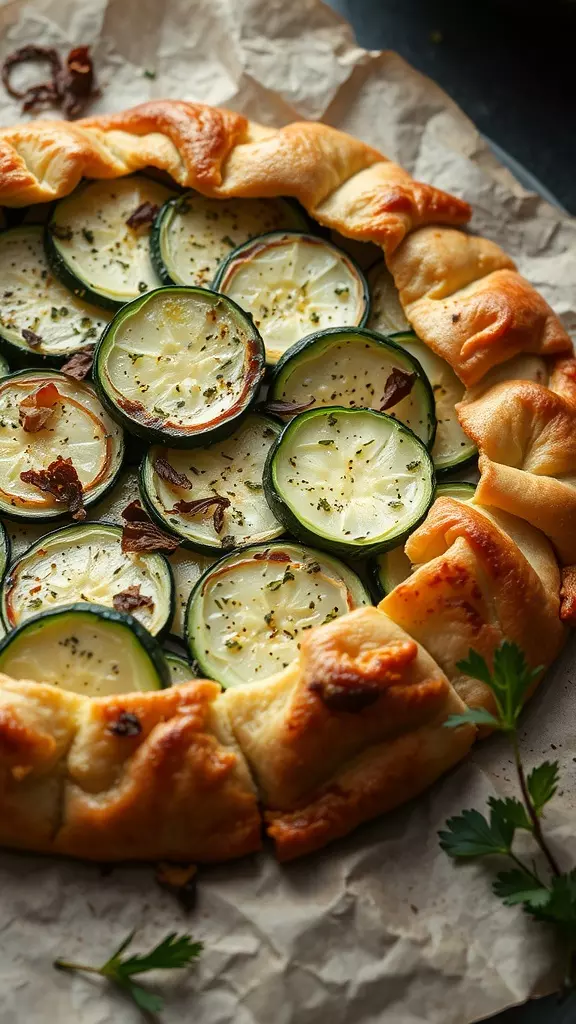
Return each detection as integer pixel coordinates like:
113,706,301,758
0,602,170,695
45,176,175,311
369,480,477,598
167,546,215,638
212,231,370,365
0,227,110,362
2,522,174,637
165,652,195,684
366,260,410,335
263,406,435,559
94,287,265,446
140,413,284,554
185,541,370,688
0,370,124,522
0,519,10,580
0,354,10,378
268,327,436,447
387,331,477,473
151,193,310,288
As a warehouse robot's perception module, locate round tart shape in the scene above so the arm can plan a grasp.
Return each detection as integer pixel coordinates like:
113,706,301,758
268,327,436,446
2,522,175,637
141,413,284,553
0,226,109,362
370,480,477,598
212,231,369,365
94,286,265,446
151,192,309,288
0,603,171,695
185,541,370,688
45,176,175,310
263,406,435,558
0,369,124,522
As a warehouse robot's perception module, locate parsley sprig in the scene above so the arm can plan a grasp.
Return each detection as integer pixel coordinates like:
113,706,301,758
439,642,576,990
54,931,203,1014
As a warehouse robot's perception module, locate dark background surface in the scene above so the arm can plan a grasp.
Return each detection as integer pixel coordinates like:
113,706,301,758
328,0,576,214
327,2,576,1022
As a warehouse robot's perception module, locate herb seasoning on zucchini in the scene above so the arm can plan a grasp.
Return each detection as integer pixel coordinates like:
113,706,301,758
140,414,284,553
264,406,435,558
94,286,265,446
151,193,309,288
185,542,370,688
45,176,175,310
268,327,436,446
0,370,124,522
2,522,174,637
0,227,109,361
0,603,171,695
212,231,369,365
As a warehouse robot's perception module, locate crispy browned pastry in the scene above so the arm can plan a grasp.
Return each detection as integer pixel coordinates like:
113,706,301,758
387,227,571,385
224,607,476,860
458,381,576,564
380,498,564,715
0,678,261,861
0,101,470,254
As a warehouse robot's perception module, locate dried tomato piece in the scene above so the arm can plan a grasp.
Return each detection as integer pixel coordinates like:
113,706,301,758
21,328,43,348
308,680,381,713
264,398,315,416
113,584,155,614
126,202,160,230
18,382,61,433
253,549,291,562
61,346,95,381
20,456,86,520
380,369,417,411
170,495,231,534
120,500,180,553
60,46,96,119
153,457,192,490
1,43,97,119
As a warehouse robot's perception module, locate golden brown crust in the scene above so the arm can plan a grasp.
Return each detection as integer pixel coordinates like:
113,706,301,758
387,227,571,385
380,498,564,714
0,100,470,254
0,678,261,862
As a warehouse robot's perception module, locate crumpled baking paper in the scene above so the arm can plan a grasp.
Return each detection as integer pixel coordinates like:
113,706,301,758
0,1,575,1022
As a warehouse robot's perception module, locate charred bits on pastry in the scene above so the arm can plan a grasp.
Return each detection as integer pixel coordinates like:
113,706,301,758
308,679,381,713
108,710,142,738
20,456,86,520
1,44,98,119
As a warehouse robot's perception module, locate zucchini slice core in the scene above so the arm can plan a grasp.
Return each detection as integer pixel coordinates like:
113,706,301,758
141,414,283,553
269,327,435,446
152,193,309,288
2,522,174,637
46,176,175,310
0,227,109,360
0,603,170,695
212,231,369,365
94,287,265,446
165,652,195,683
370,480,476,597
264,407,435,558
185,542,370,688
0,370,124,522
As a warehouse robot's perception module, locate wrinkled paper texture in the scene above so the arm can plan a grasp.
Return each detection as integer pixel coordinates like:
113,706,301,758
0,1,575,1022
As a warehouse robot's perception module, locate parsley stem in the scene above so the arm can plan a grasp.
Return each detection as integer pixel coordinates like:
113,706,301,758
507,850,545,888
511,731,561,878
54,959,102,974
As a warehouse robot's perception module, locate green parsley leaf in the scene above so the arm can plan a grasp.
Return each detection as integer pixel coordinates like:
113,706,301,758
444,707,501,730
528,870,576,934
488,796,532,833
492,869,550,908
456,642,541,730
438,807,515,859
527,761,560,816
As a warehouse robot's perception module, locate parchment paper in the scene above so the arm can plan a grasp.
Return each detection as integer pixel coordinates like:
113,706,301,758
0,2,575,1022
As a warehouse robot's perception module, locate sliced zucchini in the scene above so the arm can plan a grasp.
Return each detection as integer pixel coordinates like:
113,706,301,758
370,480,477,598
45,176,175,310
151,193,309,288
263,407,435,559
167,547,215,637
212,231,369,365
166,652,195,684
0,354,10,378
0,603,170,695
141,414,284,553
0,519,10,579
0,370,124,522
269,327,435,447
94,287,265,446
86,468,140,526
0,227,109,361
186,542,370,688
388,331,476,473
367,261,410,334
2,522,174,637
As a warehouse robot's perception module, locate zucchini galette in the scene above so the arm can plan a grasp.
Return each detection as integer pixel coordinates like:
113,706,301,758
0,101,572,862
